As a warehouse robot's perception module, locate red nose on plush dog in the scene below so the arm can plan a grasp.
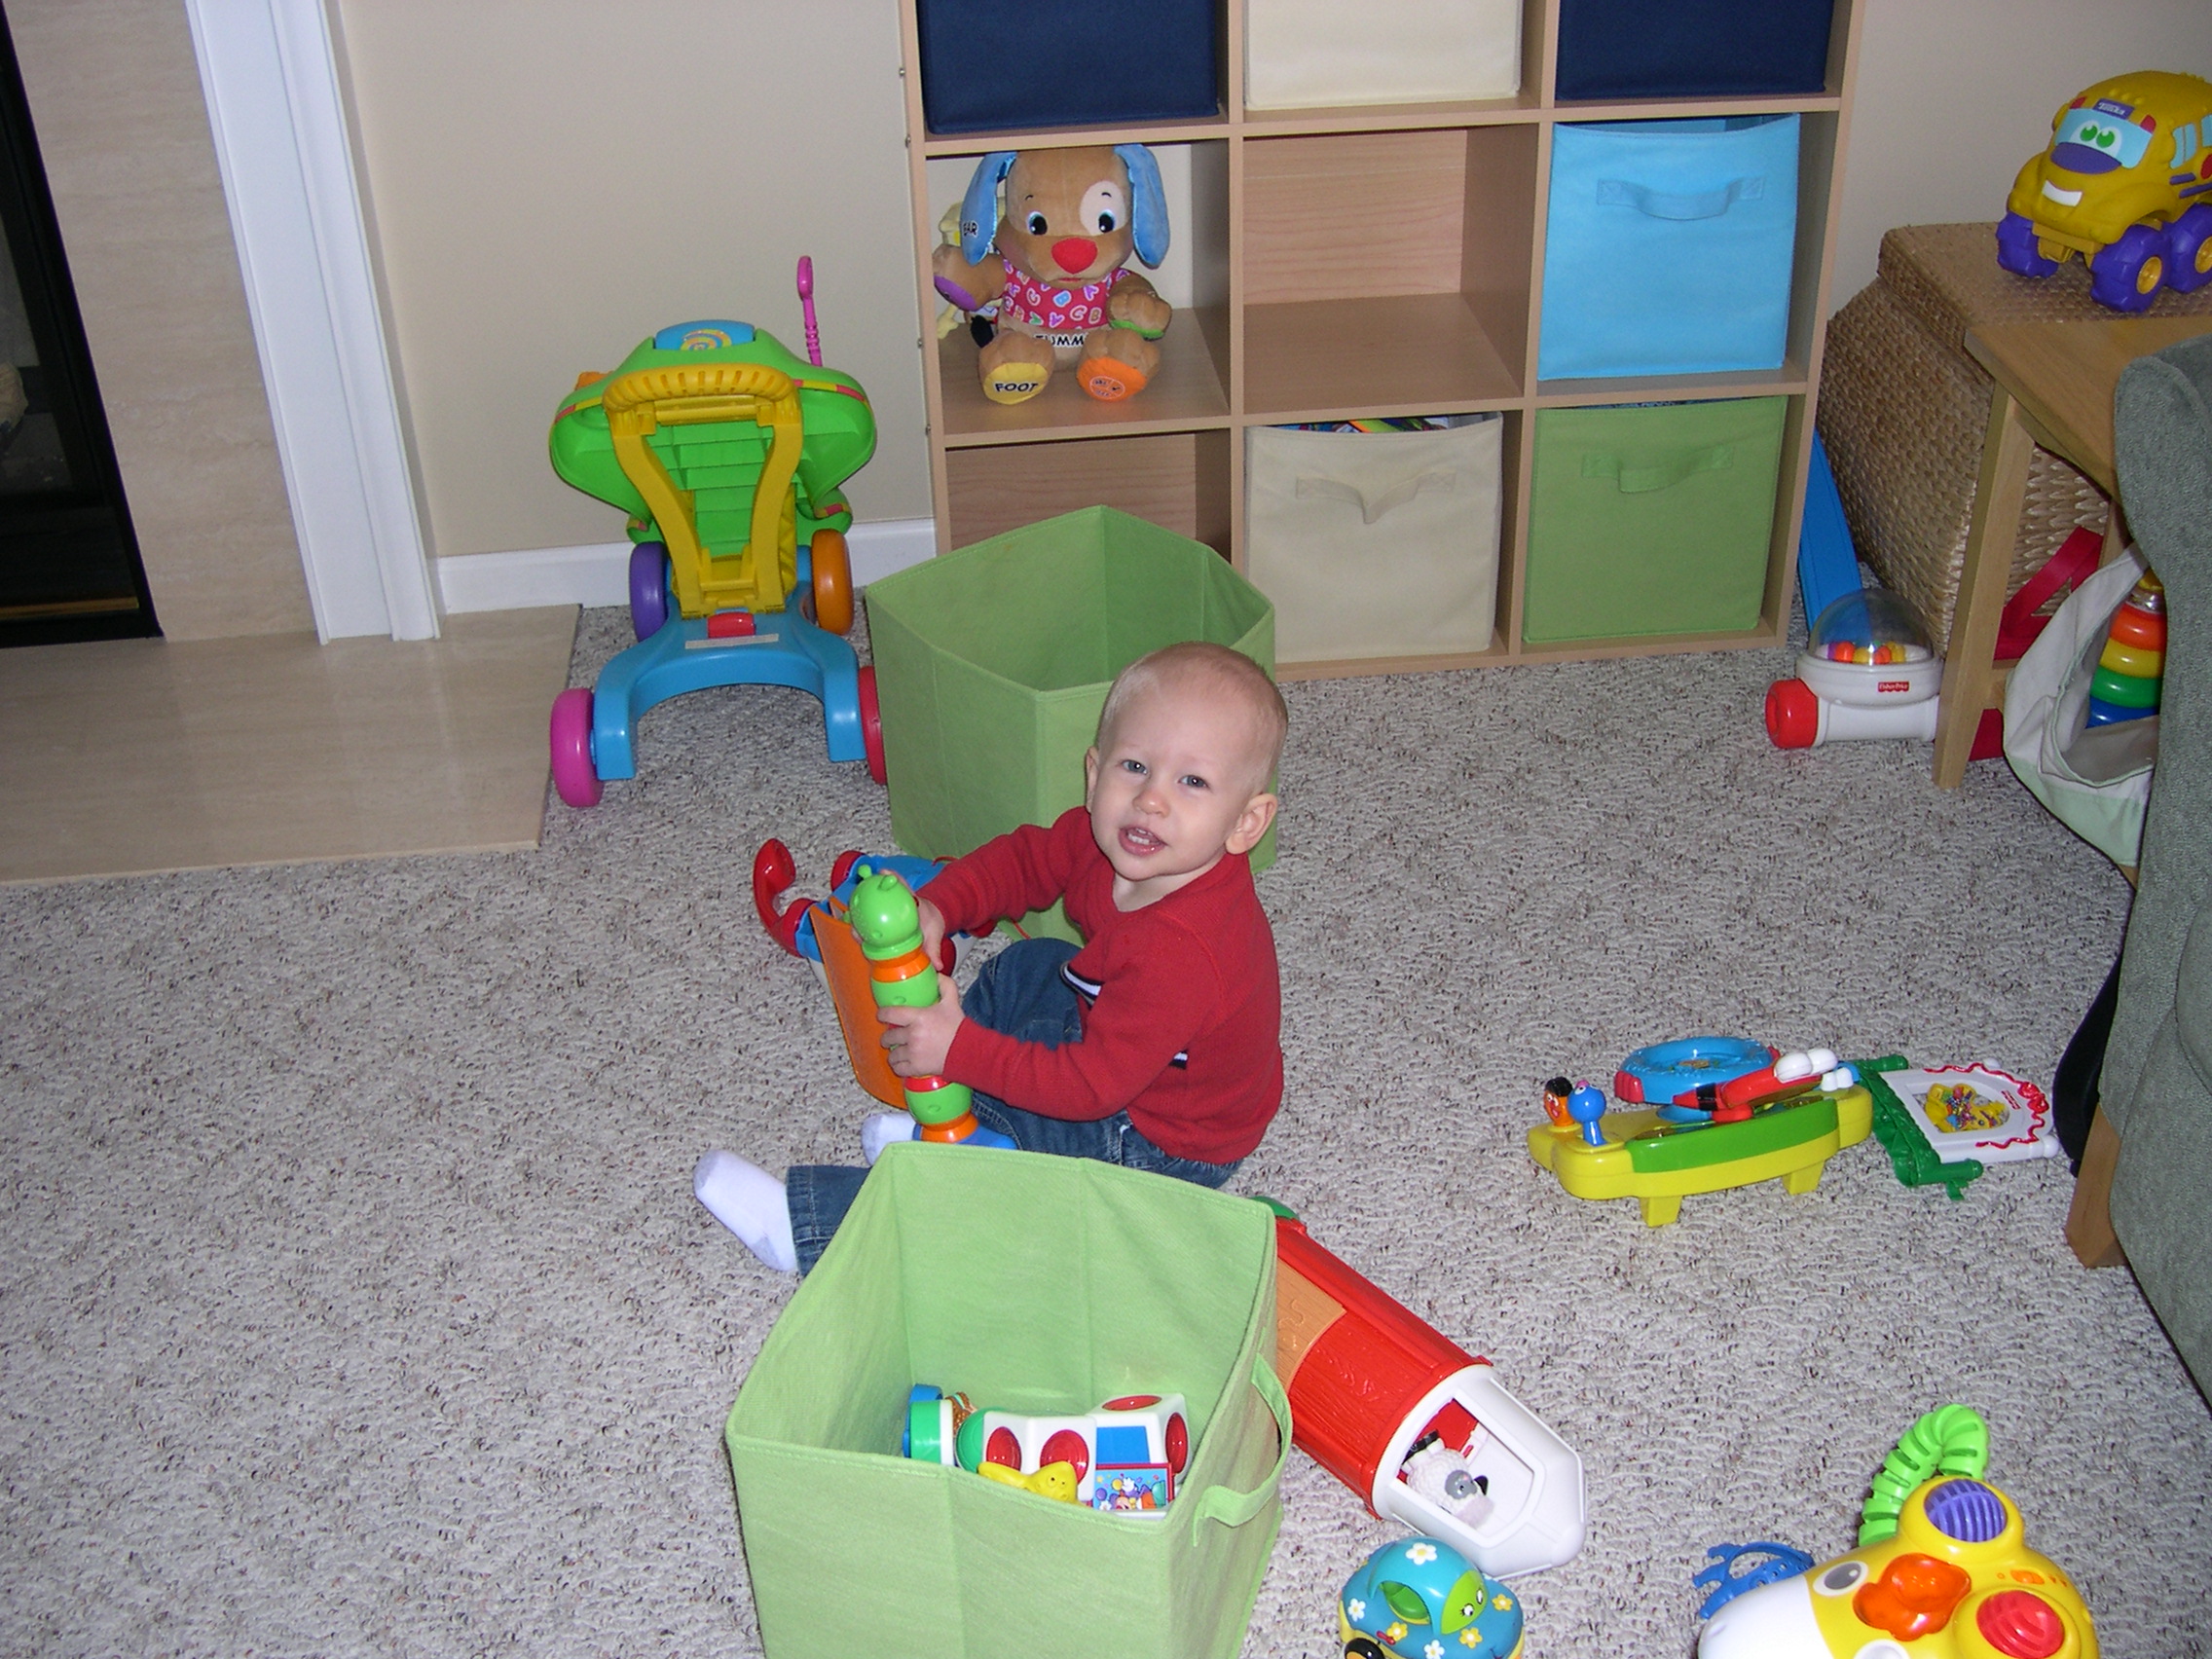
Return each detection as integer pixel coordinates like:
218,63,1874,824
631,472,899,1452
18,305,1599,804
1051,237,1098,275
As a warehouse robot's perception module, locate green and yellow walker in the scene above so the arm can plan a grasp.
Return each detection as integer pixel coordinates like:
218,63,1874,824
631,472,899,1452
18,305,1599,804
546,262,880,807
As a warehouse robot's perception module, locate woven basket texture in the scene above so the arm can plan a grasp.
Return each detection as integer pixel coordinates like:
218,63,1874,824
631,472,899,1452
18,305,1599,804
1819,276,2109,647
1822,227,2212,646
1880,222,2212,351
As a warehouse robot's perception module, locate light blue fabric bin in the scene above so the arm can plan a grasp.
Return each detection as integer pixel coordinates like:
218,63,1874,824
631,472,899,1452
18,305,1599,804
1539,115,1799,381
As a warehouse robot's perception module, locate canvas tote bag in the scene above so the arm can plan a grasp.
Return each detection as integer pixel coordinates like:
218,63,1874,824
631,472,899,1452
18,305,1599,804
2004,545,2157,867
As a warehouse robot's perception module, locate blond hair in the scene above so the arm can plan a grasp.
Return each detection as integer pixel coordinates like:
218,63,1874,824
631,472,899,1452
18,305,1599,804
1096,643,1287,794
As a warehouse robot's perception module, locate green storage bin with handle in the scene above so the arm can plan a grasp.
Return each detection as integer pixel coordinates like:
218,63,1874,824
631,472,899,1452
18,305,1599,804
724,1142,1290,1659
865,506,1276,940
1524,396,1788,643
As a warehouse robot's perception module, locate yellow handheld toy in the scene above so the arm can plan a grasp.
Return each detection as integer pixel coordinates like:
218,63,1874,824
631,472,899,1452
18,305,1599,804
1997,70,2212,312
1700,1405,2097,1658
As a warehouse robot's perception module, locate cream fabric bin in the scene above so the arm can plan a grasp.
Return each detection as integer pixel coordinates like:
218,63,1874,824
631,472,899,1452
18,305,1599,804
1243,0,1521,110
1245,417,1502,664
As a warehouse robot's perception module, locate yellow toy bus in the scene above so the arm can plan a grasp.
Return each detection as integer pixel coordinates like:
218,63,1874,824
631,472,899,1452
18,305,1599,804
1998,69,2212,312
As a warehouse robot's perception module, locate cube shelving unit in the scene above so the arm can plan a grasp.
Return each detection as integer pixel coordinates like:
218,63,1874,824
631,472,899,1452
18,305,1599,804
898,0,1864,679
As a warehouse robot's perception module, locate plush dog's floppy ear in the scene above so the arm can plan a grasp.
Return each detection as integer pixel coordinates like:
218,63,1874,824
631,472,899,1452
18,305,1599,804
959,152,1017,263
1114,144,1169,269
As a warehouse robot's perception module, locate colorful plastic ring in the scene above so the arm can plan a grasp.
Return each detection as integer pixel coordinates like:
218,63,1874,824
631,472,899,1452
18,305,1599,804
1614,1037,1776,1105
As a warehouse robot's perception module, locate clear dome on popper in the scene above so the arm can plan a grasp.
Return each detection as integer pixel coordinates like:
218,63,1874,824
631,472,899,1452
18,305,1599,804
1808,587,1935,665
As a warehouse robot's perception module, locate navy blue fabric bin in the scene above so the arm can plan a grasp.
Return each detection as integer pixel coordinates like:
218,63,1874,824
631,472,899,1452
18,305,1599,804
1538,115,1799,382
917,0,1220,134
1555,0,1835,101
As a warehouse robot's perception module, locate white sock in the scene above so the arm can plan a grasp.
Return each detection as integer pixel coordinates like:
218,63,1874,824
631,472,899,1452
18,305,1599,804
692,1150,797,1272
862,1111,918,1165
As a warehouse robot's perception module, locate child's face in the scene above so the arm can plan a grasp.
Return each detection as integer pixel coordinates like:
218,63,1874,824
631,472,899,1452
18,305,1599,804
1084,679,1277,908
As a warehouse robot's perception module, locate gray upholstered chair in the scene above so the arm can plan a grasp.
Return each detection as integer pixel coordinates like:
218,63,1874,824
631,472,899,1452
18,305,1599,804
2093,332,2212,1396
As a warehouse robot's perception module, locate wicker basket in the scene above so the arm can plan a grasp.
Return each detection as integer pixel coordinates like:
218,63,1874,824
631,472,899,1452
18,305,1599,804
1817,223,2212,648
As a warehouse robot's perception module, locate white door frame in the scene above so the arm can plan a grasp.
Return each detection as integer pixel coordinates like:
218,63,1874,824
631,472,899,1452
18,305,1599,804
182,0,436,642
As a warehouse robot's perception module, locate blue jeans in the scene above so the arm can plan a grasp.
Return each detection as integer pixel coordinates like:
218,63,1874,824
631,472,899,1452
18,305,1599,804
785,937,1242,1274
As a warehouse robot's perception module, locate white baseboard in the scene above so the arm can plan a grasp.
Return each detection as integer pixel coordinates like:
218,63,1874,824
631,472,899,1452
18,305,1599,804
435,518,938,614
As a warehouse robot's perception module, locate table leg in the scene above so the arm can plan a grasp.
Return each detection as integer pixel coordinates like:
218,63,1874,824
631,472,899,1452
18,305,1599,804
2066,1107,2127,1269
1933,386,2037,788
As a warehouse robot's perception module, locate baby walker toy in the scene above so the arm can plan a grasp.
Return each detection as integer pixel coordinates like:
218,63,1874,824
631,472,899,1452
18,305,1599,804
903,1384,1187,1513
545,258,881,808
1699,1404,2098,1658
1267,1205,1585,1580
1339,1536,1525,1659
1528,1047,1872,1225
1998,70,2212,313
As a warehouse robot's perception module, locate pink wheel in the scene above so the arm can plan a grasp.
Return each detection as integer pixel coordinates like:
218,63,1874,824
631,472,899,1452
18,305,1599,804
548,687,603,808
858,664,885,785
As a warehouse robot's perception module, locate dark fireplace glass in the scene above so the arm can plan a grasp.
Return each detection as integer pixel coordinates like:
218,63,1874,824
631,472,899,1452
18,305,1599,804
0,1,157,646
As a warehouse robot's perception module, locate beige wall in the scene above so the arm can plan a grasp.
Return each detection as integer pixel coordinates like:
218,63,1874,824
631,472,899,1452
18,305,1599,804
1832,0,2211,305
14,1,2205,641
330,0,933,567
11,0,310,640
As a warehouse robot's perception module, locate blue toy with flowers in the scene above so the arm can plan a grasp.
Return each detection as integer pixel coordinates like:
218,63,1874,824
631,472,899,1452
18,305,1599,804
1339,1535,1526,1659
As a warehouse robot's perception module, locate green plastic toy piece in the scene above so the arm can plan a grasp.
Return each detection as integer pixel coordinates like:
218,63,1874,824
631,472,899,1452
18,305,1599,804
1860,1404,1991,1545
845,868,974,1130
1857,1055,1983,1200
846,868,927,965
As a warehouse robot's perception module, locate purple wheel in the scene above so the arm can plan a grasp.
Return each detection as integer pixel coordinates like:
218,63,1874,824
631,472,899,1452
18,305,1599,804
2165,204,2212,295
628,541,670,641
1995,211,2058,278
548,687,603,808
2089,223,2166,313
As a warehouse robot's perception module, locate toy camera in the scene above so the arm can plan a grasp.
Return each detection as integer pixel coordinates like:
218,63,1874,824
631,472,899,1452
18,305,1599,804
903,1385,1188,1513
1998,70,2212,313
1700,1405,2096,1659
1767,589,1943,749
1339,1536,1525,1659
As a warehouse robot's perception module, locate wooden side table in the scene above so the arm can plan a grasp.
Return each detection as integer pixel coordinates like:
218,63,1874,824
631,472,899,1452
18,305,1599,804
1931,314,2212,788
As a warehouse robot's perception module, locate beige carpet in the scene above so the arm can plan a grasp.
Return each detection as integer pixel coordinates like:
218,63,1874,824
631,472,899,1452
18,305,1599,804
0,608,577,883
0,604,2201,1657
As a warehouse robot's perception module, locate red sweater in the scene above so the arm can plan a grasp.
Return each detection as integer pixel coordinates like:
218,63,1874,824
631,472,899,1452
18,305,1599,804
925,808,1283,1164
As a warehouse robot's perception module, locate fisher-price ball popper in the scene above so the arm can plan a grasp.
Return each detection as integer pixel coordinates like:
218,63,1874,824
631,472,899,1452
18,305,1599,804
1767,589,1944,749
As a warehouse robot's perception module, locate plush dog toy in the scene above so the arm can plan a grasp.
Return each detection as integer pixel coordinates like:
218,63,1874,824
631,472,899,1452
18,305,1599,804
932,144,1171,405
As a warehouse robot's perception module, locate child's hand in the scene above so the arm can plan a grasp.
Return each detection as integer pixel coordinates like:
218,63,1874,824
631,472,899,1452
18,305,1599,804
915,897,948,969
879,973,963,1079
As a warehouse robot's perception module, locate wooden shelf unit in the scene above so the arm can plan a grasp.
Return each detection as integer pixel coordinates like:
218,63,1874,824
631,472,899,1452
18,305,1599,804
898,0,1864,679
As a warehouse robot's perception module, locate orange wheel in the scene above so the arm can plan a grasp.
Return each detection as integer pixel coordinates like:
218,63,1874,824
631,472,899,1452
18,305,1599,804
811,528,854,635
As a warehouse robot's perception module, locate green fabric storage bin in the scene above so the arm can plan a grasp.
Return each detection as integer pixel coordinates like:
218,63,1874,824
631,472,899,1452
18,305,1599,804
1524,397,1787,643
724,1143,1291,1659
866,507,1276,939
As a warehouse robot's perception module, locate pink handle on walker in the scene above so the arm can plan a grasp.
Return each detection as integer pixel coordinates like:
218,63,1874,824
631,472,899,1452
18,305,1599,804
796,255,822,367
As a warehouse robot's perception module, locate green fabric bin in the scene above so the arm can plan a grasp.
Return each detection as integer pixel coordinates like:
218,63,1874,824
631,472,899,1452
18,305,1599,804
723,1143,1290,1659
1524,397,1787,643
866,507,1275,939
